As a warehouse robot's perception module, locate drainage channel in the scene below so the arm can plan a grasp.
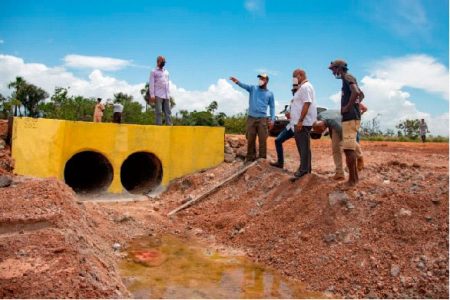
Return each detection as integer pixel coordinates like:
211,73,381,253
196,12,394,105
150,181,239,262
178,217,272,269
119,234,324,299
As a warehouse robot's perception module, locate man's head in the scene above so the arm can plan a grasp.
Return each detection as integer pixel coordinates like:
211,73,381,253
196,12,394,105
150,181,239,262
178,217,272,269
328,59,348,79
257,73,269,88
292,69,307,85
97,98,102,103
156,56,166,68
312,120,327,134
421,118,425,123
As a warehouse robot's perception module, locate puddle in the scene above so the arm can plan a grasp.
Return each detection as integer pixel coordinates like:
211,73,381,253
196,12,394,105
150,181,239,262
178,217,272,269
120,235,324,299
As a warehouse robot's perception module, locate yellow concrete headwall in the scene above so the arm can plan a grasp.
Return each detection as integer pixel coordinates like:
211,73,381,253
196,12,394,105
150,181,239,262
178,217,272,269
12,117,224,193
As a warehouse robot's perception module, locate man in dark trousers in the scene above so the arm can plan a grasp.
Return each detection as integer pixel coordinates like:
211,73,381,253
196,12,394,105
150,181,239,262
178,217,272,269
269,84,299,169
229,74,275,162
289,69,317,182
328,59,362,187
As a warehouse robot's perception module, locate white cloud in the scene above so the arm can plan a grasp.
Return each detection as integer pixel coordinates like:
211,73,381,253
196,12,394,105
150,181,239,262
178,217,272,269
371,54,449,100
0,54,251,117
329,54,449,136
0,54,144,103
64,54,132,71
171,79,247,115
244,0,265,16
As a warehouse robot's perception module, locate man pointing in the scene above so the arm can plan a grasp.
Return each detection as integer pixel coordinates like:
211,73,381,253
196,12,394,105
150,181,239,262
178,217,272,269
230,74,275,162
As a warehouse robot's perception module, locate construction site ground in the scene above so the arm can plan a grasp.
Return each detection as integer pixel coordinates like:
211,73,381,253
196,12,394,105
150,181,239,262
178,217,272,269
0,123,448,298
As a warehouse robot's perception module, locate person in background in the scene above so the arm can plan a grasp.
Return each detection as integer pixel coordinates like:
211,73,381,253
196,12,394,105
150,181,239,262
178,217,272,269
419,119,430,143
229,73,275,162
93,98,105,122
149,55,172,125
270,84,299,169
113,100,124,124
289,69,317,182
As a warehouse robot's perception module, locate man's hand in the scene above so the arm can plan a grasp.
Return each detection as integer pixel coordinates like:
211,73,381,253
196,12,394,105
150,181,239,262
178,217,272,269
285,112,291,120
150,96,156,104
295,120,303,133
268,120,274,130
229,76,239,84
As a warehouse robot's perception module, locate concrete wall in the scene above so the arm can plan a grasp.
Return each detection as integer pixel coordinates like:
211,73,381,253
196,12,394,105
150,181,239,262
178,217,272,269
12,117,224,193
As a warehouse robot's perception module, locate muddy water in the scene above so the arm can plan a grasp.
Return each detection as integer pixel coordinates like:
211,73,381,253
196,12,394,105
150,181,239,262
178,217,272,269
119,235,323,299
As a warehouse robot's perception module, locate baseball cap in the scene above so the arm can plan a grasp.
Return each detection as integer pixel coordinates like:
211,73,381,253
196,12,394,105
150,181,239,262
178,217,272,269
328,59,348,70
310,131,322,139
257,73,269,81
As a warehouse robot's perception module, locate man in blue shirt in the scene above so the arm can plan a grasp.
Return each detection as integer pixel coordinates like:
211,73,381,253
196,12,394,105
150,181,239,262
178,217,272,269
230,74,275,161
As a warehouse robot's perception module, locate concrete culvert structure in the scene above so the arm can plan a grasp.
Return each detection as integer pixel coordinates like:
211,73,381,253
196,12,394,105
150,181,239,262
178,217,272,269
64,151,113,193
120,152,163,194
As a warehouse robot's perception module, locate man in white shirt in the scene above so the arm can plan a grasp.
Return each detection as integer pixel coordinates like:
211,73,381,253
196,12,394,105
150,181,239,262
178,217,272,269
113,100,124,124
149,56,172,125
289,69,317,182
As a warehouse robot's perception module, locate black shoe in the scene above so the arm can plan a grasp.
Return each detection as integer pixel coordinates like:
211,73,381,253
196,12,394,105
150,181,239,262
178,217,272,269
269,161,284,169
290,171,307,183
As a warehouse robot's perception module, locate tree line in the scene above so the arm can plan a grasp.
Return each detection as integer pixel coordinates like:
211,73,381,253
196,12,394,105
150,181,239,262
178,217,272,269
0,76,447,142
0,76,243,129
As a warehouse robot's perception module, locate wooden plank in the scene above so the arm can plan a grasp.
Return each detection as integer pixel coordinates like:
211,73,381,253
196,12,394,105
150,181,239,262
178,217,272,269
167,160,258,217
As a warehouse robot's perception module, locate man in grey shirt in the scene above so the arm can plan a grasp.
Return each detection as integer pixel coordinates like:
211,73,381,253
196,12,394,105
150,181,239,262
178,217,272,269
149,56,172,125
312,109,363,180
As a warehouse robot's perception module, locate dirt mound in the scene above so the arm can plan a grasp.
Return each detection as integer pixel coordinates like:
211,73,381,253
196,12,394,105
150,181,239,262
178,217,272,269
174,160,449,298
0,177,129,298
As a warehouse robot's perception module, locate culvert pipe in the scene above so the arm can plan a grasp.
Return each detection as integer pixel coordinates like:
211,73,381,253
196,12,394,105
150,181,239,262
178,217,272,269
64,151,113,193
120,152,163,194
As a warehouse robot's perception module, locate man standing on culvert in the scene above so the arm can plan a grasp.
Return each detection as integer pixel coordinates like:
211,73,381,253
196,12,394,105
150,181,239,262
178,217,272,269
328,59,363,187
149,55,172,125
229,74,275,162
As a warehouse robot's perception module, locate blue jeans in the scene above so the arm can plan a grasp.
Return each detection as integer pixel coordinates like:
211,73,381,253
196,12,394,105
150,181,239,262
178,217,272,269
274,127,295,164
155,97,172,125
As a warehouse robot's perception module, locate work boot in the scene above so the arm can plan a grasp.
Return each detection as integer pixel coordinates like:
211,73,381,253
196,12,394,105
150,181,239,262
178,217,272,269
357,156,364,171
332,173,345,181
344,149,358,187
269,161,284,169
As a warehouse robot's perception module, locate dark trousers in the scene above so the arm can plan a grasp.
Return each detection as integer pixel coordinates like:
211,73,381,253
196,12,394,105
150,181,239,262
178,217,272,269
294,126,312,175
113,112,122,123
246,116,268,160
275,127,295,164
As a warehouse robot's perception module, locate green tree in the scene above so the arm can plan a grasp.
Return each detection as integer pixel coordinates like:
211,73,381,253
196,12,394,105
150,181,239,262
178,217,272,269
224,113,247,134
0,93,11,118
206,100,218,113
396,119,420,139
39,87,96,121
7,76,49,117
7,76,26,116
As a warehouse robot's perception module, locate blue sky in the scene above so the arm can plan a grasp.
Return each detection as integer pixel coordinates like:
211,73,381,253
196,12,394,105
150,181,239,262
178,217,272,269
0,0,449,134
